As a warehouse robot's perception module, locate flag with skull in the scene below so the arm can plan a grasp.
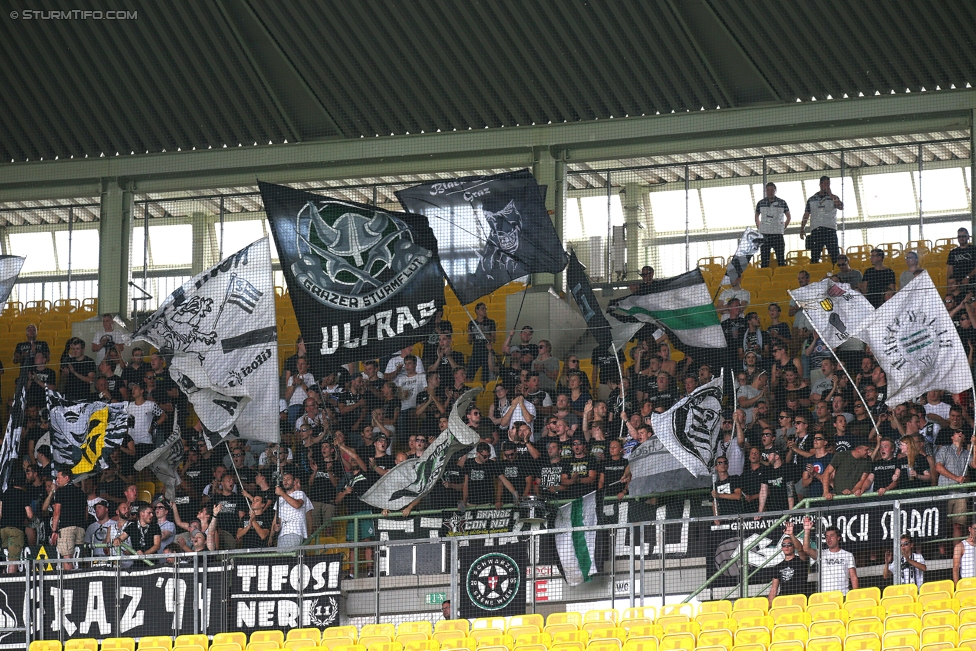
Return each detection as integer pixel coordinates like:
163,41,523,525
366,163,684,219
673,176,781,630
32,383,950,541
395,169,567,304
260,181,445,369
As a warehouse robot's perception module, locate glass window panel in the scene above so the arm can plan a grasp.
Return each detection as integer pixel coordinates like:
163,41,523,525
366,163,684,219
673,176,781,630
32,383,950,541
579,195,624,238
149,225,193,266
862,172,915,216
701,184,753,230
836,177,858,218
9,233,56,273
54,230,99,271
915,168,969,213
564,198,583,242
132,226,149,270
648,189,704,233
654,243,691,277
214,220,266,258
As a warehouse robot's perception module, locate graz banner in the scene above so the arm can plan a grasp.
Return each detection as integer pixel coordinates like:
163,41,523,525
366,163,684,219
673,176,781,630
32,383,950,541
260,181,445,370
226,554,343,635
708,501,945,586
0,563,222,648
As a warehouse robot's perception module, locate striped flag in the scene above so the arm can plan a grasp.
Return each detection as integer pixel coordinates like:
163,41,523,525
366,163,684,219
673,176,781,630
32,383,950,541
613,269,726,348
0,383,26,491
722,228,763,285
554,491,598,586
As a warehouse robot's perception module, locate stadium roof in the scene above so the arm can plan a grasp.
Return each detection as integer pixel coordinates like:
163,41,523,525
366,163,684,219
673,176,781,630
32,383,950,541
1,0,974,164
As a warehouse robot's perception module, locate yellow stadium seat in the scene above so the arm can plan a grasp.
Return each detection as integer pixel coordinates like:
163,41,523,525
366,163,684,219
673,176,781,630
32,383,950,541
215,637,248,650
322,640,356,651
806,638,842,651
401,622,435,637
176,635,210,649
772,624,808,643
627,624,664,640
549,614,583,628
210,645,242,651
731,645,766,651
925,612,961,628
769,642,803,651
658,633,695,651
509,616,544,631
585,610,621,626
729,611,763,625
655,615,689,630
547,625,583,637
958,590,976,608
771,595,806,610
844,599,877,614
248,645,282,651
331,646,367,651
551,645,583,651
476,634,515,649
402,640,433,651
693,646,726,651
960,579,976,592
699,619,736,634
622,641,657,651
962,643,976,651
697,612,731,627
735,616,772,631
919,592,952,607
698,630,733,648
923,628,960,646
252,633,287,646
437,622,471,636
141,647,171,651
883,584,919,600
659,605,694,619
809,592,844,609
734,598,769,614
553,631,588,645
359,639,393,651
734,629,770,647
592,629,626,645
285,644,319,651
511,646,543,651
882,631,919,649
847,587,881,604
369,644,402,651
846,633,882,651
847,618,881,637
963,609,976,626
434,634,467,647
963,621,976,640
926,599,961,614
587,643,621,651
886,613,922,632
660,621,697,637
364,625,398,639
397,636,431,646
514,634,551,648
922,581,956,597
771,613,809,627
30,642,62,651
848,606,885,621
174,646,204,651
811,608,848,624
103,640,137,651
140,639,174,650
886,601,923,617
700,601,733,617
289,630,323,644
883,647,916,651
809,622,846,639
921,644,956,651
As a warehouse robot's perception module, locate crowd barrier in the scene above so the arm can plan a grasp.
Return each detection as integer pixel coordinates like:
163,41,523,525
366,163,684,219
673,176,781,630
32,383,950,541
3,485,975,646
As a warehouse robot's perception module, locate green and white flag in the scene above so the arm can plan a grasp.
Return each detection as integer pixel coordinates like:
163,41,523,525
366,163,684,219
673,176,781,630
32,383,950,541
853,271,974,404
554,491,598,586
613,269,725,348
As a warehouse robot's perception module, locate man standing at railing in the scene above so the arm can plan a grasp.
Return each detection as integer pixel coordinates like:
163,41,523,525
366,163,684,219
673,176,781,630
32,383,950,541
952,521,976,583
755,182,791,268
711,456,742,517
799,176,844,265
935,430,975,546
768,521,810,604
802,519,857,594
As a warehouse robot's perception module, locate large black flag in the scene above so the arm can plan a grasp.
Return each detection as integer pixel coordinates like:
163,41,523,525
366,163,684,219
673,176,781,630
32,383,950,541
396,169,567,305
0,383,25,491
259,181,445,369
567,249,612,350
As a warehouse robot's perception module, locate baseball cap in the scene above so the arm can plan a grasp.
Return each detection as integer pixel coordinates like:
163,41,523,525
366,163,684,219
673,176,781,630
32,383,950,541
91,497,109,507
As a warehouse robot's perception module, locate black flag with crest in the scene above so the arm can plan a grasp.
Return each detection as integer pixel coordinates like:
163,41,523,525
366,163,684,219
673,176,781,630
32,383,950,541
259,181,445,370
0,383,26,491
396,169,567,305
567,249,612,350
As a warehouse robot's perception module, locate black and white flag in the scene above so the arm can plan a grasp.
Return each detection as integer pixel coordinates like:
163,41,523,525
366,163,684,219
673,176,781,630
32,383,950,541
722,228,763,285
261,181,445,369
567,249,641,354
361,388,482,510
132,239,279,445
396,169,567,305
0,257,24,309
46,389,130,476
0,384,26,491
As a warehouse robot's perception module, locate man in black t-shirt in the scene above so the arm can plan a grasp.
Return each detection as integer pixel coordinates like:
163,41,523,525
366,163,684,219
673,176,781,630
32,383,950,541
758,450,794,514
114,504,162,560
712,456,743,516
210,474,248,550
0,467,32,571
948,227,976,288
768,522,811,601
24,351,56,409
561,439,598,499
60,338,95,401
600,440,630,500
463,443,503,506
740,447,764,513
335,375,370,436
13,324,49,380
51,469,89,570
236,493,273,549
860,249,896,308
535,441,566,499
496,442,532,504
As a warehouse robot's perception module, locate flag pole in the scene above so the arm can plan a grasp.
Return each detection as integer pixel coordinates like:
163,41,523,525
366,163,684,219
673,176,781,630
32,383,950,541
795,304,881,438
610,341,626,441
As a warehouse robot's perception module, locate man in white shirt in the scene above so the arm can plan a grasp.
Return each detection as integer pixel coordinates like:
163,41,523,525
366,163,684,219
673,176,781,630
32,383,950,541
755,182,791,268
274,471,312,548
716,276,751,321
802,519,857,594
884,535,926,588
91,313,126,365
84,498,114,558
384,346,425,381
800,175,844,265
126,380,166,454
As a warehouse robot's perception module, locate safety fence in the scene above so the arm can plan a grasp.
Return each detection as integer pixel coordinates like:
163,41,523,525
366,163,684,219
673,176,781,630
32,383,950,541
3,485,973,646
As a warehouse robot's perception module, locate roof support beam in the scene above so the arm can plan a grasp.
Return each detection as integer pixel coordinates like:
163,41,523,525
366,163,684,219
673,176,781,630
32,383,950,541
0,91,974,199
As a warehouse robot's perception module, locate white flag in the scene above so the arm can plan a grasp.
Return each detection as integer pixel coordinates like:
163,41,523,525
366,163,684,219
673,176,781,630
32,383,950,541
554,491,598,586
0,256,24,308
361,388,482,510
132,238,279,444
789,278,875,348
723,228,763,285
649,374,724,477
853,271,974,404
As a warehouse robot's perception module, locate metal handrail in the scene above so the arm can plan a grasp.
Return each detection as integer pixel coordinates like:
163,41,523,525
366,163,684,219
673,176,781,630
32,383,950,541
682,482,976,603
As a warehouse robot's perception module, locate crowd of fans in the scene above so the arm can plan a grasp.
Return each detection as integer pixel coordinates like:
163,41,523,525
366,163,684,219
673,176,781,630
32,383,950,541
1,225,975,575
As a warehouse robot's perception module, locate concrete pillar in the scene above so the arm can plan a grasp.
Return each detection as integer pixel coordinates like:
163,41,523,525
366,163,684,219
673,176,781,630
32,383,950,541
532,147,566,291
190,211,212,275
622,183,643,280
97,179,133,317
